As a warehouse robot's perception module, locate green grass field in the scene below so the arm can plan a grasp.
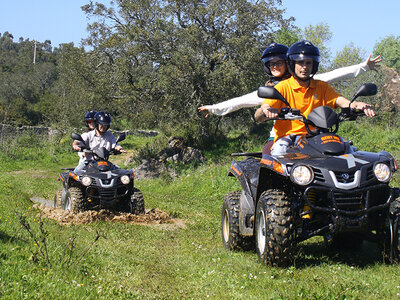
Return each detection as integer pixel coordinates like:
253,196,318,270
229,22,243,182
1,123,400,299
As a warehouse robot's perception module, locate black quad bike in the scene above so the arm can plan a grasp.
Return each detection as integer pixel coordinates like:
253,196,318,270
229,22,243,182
221,83,400,266
54,133,145,214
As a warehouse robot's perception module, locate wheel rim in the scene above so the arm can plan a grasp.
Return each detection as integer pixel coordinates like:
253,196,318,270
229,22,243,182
222,209,230,243
257,209,266,254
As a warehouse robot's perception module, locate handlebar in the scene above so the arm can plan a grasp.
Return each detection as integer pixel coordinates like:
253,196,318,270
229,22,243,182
269,108,303,121
273,107,365,122
339,107,365,121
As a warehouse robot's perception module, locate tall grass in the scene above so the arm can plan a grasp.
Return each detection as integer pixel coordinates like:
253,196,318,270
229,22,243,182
1,121,400,299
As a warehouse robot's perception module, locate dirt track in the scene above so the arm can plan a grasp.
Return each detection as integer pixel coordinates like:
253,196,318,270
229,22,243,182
33,204,185,229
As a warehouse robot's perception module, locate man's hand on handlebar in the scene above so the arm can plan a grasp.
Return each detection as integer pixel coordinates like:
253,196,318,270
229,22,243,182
72,140,84,152
115,145,126,153
350,101,375,117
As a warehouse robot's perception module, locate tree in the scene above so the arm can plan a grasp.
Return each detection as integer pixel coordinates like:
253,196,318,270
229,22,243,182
80,0,297,142
374,35,400,74
332,43,365,69
0,34,59,126
301,22,332,69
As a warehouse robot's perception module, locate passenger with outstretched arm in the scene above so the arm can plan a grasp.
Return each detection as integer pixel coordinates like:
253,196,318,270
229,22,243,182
198,43,380,118
257,41,375,156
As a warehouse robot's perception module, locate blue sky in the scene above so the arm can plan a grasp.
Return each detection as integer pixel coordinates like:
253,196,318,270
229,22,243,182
1,0,399,57
283,0,399,56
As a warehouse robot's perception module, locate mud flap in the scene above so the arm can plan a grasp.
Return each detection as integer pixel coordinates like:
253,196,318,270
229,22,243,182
239,190,255,236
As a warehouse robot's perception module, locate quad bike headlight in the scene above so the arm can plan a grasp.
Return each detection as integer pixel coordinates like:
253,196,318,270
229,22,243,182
374,163,391,182
290,165,314,186
121,175,130,185
81,176,92,186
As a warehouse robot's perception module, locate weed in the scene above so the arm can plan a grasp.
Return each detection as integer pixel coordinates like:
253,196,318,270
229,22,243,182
15,210,103,269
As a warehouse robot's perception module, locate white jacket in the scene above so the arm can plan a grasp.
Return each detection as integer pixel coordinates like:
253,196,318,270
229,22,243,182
203,62,370,116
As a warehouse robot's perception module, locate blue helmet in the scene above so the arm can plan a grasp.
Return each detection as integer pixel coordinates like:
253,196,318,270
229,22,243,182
287,40,320,77
94,111,112,127
261,43,288,76
84,110,97,127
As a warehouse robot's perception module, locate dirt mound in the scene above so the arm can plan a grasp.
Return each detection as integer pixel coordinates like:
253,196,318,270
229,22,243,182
33,204,185,229
379,65,400,111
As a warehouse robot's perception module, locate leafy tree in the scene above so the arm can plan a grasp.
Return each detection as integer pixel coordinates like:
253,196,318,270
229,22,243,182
330,43,385,114
81,0,297,143
332,43,365,69
301,22,332,69
374,35,400,73
0,33,58,126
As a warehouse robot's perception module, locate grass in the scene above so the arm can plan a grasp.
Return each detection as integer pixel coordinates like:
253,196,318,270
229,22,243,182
1,123,400,299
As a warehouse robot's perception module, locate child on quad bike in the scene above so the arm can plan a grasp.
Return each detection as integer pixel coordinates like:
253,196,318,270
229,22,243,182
77,110,97,162
72,111,126,172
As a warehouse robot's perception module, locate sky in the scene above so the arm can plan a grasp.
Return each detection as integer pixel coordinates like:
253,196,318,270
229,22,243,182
0,0,399,57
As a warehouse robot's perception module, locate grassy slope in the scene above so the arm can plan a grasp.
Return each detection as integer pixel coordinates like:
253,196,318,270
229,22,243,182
1,122,400,299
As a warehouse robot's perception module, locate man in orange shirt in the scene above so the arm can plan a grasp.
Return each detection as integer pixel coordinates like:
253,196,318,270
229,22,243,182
257,41,375,156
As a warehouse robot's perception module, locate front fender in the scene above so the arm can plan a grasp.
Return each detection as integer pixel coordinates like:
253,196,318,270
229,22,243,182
228,159,260,201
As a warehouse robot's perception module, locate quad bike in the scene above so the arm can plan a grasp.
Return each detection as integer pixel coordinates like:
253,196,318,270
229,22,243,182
54,133,145,214
221,83,400,266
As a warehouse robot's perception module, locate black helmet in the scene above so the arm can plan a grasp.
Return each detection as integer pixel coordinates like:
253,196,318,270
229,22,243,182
84,110,97,127
94,111,112,127
287,40,320,77
261,43,288,76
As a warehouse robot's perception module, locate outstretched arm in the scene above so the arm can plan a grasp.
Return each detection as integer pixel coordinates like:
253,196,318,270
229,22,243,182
198,91,262,117
315,54,382,83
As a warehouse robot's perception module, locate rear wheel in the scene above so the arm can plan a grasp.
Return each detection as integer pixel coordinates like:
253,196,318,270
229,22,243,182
129,188,145,215
62,187,85,213
221,191,253,251
255,189,295,266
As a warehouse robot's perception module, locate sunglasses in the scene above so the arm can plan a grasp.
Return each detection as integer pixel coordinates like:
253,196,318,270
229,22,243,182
267,61,285,68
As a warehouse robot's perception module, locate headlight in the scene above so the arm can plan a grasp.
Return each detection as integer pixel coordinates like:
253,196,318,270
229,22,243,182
121,175,130,185
374,163,391,182
81,176,92,186
290,165,313,186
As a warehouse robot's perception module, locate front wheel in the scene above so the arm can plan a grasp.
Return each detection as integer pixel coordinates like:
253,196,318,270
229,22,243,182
221,191,253,251
129,188,145,215
62,187,85,213
255,189,295,266
53,189,63,208
383,196,400,263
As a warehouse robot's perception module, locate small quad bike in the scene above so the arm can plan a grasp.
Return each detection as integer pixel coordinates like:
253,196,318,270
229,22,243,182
54,133,145,214
221,83,400,266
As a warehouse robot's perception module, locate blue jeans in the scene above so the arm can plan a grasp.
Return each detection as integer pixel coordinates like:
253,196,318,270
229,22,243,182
271,135,300,156
74,161,88,173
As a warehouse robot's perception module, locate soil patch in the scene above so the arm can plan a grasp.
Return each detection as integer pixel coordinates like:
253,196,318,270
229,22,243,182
33,204,185,229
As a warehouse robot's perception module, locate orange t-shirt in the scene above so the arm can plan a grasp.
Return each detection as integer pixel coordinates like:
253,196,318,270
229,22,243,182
263,76,340,141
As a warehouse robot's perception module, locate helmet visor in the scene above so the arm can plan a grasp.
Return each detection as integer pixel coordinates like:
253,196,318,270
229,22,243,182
289,53,320,63
262,54,286,64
